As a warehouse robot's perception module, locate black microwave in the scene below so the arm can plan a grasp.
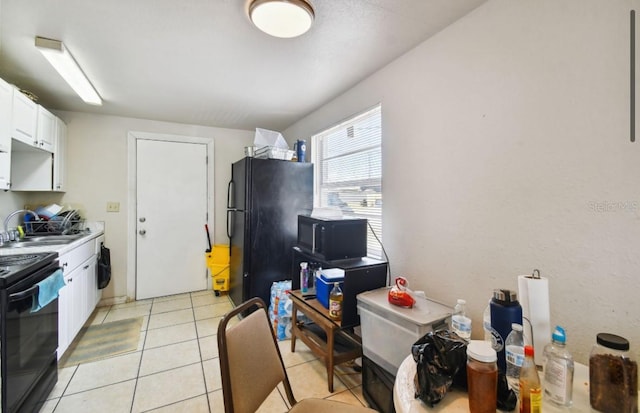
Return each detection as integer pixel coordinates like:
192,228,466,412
297,215,367,261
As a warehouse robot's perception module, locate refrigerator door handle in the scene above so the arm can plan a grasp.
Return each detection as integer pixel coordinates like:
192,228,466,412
227,180,234,209
226,210,233,240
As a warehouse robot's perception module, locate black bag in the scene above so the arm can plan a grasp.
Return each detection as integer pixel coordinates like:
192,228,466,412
411,330,468,406
97,244,111,289
411,330,517,410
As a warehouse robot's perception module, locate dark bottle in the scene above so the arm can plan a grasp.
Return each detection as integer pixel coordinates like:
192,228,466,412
490,289,523,372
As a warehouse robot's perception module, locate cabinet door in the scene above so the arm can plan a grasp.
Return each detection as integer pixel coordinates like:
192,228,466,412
11,89,37,145
57,281,72,359
0,152,10,190
83,257,98,318
0,78,12,153
53,117,67,191
36,106,56,152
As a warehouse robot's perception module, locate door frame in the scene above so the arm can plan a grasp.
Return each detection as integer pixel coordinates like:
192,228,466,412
126,131,214,300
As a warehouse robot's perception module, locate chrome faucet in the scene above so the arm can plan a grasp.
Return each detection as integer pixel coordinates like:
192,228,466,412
3,209,40,234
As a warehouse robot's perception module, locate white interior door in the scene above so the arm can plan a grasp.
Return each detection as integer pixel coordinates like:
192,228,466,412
136,139,208,299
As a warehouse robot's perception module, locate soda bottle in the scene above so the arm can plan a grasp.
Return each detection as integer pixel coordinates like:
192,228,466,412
329,282,343,321
505,323,525,397
519,345,542,413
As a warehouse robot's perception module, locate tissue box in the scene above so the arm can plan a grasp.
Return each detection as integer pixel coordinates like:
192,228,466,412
316,268,345,308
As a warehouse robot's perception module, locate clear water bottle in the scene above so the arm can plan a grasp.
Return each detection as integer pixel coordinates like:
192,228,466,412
451,299,472,341
505,323,525,397
543,326,574,407
483,300,492,342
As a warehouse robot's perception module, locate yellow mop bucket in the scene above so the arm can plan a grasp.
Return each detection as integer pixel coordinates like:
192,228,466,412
206,244,229,294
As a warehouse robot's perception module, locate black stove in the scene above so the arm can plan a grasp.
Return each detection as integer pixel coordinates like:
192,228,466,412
0,252,58,287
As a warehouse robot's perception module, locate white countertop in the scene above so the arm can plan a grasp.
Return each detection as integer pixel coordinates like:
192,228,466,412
394,354,594,413
0,221,105,256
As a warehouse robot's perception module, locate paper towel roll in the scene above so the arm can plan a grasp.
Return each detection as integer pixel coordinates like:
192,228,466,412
518,274,551,366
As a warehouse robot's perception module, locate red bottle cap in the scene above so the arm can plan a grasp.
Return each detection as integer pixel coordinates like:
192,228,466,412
524,345,534,357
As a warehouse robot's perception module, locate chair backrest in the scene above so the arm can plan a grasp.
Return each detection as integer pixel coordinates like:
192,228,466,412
217,297,297,413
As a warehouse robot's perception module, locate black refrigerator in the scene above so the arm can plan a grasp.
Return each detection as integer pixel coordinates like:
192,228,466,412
226,157,313,307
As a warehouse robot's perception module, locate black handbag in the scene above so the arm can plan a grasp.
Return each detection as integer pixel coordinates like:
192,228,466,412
97,244,111,289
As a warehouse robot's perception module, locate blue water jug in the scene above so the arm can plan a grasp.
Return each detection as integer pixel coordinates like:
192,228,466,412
490,289,523,372
294,139,306,162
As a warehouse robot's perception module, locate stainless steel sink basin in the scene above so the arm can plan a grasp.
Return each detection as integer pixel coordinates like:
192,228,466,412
0,234,85,249
23,234,85,243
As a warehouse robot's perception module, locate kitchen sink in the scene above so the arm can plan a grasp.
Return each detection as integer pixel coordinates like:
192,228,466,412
0,234,85,249
22,234,85,243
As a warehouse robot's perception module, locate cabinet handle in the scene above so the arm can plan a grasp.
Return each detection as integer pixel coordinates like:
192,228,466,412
83,265,89,270
63,262,68,267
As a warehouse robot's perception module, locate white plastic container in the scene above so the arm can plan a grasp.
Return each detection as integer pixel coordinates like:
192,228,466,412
357,287,452,375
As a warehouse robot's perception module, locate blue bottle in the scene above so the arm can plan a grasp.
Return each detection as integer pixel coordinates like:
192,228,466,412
490,289,523,372
294,139,306,162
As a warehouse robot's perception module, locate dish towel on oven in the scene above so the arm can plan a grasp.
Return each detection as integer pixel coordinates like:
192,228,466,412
31,269,65,313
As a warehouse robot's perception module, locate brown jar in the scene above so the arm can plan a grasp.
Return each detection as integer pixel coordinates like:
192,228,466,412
589,333,638,413
467,340,498,413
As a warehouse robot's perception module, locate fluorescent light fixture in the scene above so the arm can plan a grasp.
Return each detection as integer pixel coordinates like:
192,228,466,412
35,36,102,105
249,0,314,38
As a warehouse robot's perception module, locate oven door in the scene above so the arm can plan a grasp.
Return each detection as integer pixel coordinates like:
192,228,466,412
4,262,59,413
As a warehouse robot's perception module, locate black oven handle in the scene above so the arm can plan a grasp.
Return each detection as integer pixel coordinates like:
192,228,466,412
9,285,39,303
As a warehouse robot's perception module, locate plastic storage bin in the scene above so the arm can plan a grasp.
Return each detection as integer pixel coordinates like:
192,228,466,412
357,287,453,375
206,244,229,295
315,268,345,309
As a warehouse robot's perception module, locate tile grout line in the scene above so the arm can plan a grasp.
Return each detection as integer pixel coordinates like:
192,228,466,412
190,291,214,413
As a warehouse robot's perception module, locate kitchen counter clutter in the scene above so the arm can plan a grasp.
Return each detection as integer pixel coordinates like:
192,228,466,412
0,221,104,256
394,353,640,412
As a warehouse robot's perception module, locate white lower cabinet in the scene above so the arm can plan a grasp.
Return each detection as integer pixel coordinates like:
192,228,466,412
57,238,101,359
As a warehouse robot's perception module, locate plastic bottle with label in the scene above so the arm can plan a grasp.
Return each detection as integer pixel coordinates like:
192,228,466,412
505,323,525,397
519,345,542,413
543,326,574,407
300,262,309,293
328,282,343,321
451,299,472,341
483,300,492,342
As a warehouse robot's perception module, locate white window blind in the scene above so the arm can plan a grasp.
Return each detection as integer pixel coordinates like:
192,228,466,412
311,105,382,258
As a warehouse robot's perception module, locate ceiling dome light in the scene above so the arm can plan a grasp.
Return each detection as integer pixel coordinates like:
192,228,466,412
249,0,314,39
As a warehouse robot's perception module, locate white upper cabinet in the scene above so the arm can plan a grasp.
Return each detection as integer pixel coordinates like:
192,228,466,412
53,117,67,191
36,105,56,152
0,78,12,189
0,78,12,153
11,89,38,147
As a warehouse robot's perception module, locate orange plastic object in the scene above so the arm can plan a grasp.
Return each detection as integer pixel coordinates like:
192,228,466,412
388,277,416,308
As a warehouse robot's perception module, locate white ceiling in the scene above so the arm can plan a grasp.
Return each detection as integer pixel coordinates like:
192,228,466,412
0,0,486,131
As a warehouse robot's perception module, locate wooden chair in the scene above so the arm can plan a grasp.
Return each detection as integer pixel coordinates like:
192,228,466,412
217,297,377,413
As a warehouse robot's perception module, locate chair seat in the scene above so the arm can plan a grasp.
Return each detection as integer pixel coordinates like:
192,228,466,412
290,398,377,412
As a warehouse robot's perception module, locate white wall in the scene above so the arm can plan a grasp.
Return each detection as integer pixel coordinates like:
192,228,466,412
0,191,29,221
37,112,253,302
285,0,640,363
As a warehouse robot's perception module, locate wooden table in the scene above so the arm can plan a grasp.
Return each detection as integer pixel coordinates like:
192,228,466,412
289,290,362,392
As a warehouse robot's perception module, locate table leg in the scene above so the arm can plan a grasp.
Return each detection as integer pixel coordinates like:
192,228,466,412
327,326,335,393
291,303,297,353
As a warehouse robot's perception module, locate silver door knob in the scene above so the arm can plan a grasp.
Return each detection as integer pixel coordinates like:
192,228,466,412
139,229,146,235
139,217,146,222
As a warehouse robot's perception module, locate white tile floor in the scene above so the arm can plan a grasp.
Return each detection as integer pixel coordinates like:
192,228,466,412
41,290,371,412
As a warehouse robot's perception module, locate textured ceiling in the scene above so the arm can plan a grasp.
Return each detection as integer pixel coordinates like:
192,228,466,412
0,0,486,131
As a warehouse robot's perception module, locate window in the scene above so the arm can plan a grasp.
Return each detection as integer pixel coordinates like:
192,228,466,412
311,105,382,258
